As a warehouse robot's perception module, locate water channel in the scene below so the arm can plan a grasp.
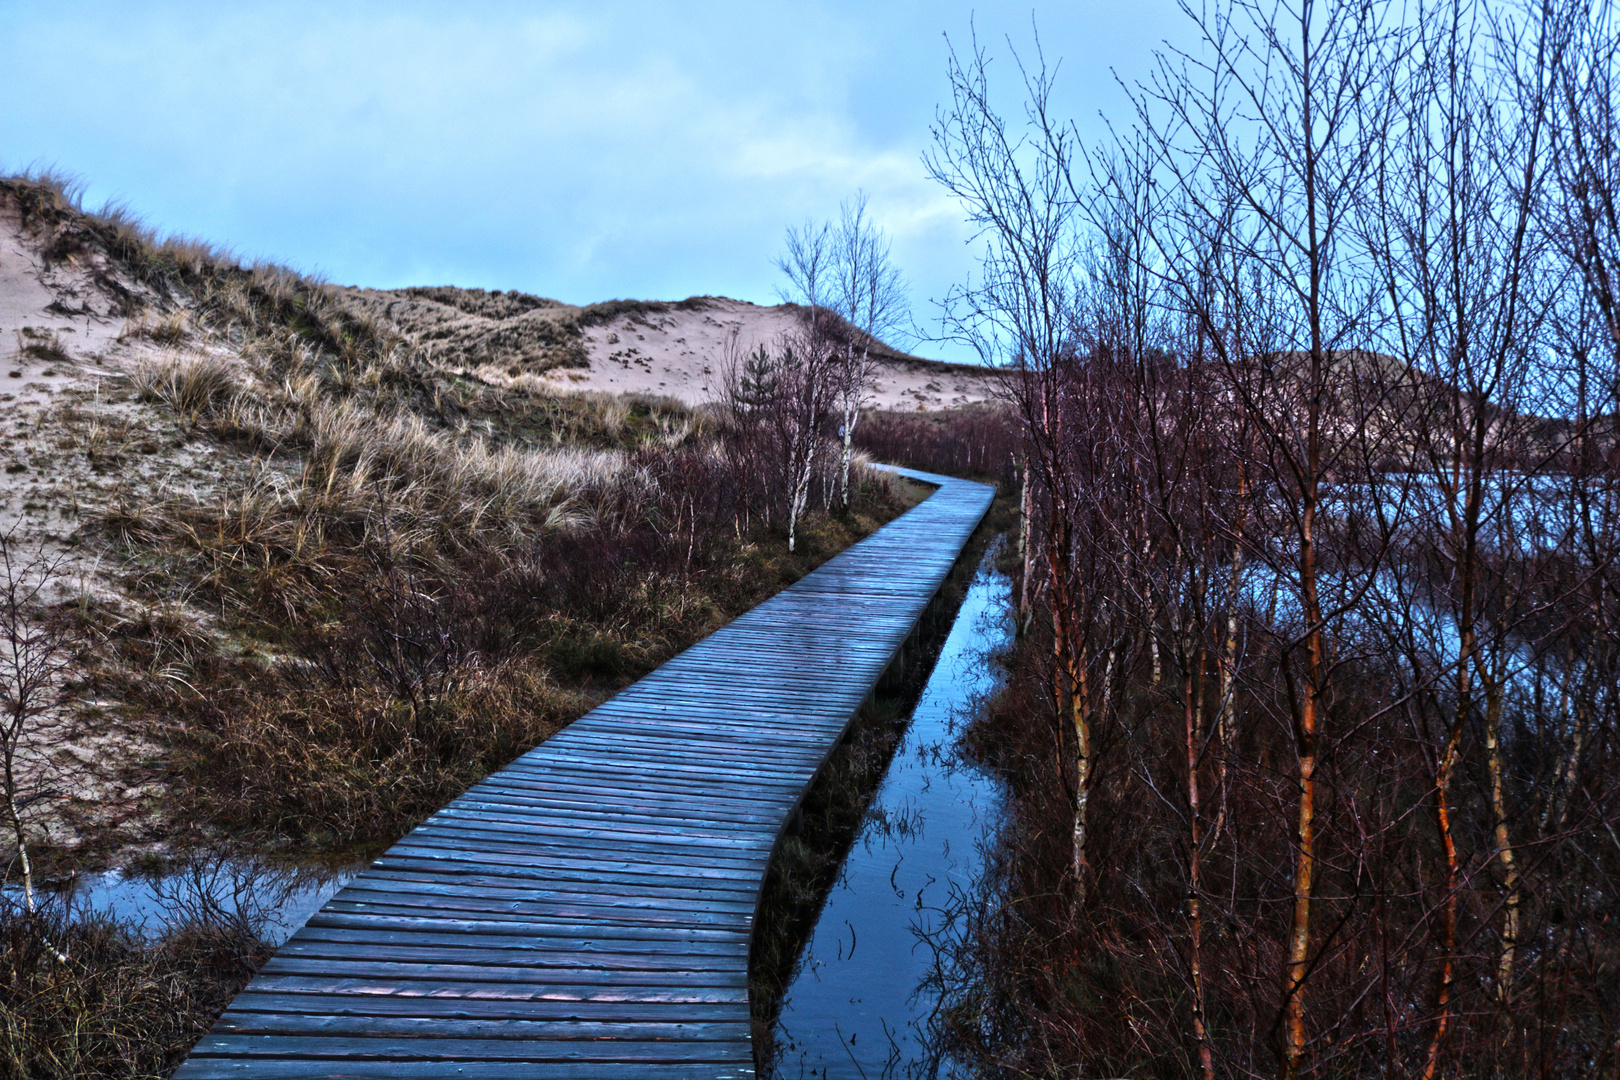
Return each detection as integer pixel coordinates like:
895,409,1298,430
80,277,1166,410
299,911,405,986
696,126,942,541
770,550,1013,1080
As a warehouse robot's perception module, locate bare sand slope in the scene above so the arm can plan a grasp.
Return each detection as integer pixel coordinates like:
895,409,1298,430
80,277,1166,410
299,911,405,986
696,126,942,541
0,208,243,587
550,297,1001,410
341,286,1002,411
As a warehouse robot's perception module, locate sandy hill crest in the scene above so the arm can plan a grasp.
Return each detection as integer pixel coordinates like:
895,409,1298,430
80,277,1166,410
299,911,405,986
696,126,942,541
339,286,1001,411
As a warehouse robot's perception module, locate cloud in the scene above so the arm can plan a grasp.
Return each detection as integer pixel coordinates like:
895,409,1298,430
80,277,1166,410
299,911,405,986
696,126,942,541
0,1,1179,361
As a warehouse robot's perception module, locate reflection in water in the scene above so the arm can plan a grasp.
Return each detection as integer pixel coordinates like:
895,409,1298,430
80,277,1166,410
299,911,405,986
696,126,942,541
5,856,355,946
771,551,1012,1079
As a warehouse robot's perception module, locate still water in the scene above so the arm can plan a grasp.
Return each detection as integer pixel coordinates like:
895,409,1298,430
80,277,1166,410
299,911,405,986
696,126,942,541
770,551,1013,1080
6,857,355,947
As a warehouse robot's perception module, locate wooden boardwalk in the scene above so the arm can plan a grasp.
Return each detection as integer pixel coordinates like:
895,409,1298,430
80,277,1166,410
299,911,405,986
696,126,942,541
175,468,994,1079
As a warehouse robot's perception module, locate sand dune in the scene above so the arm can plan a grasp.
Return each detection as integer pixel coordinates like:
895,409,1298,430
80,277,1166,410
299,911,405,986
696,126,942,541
341,287,1002,411
559,297,1001,410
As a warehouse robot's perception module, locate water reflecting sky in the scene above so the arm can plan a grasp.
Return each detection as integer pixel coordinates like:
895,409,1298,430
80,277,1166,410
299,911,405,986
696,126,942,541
7,857,355,947
771,552,1012,1080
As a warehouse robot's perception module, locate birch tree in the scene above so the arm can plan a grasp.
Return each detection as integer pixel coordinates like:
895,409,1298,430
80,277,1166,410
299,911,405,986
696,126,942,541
925,31,1102,895
827,193,908,508
767,333,839,553
775,222,842,551
1133,4,1402,1071
926,3,1620,1074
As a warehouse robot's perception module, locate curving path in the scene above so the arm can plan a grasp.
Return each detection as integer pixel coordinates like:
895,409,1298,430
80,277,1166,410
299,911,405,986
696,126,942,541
175,467,994,1079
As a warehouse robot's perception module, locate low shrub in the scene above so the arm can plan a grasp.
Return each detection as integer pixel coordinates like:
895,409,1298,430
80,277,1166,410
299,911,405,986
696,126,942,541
855,404,1018,487
0,906,270,1080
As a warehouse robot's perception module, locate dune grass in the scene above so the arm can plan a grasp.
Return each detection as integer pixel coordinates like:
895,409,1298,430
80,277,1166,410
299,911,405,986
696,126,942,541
95,465,904,852
94,353,909,850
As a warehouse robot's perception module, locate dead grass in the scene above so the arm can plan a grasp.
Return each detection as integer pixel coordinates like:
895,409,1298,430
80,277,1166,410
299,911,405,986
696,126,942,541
0,903,270,1080
65,287,906,855
338,285,590,375
130,354,238,427
139,643,586,849
855,404,1018,487
117,310,189,347
94,466,903,852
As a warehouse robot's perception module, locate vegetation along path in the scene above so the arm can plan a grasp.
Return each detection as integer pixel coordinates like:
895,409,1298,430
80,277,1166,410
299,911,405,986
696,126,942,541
173,466,994,1080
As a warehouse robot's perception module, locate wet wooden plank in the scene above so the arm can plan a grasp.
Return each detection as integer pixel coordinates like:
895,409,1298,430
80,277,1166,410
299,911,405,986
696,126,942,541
273,939,744,972
222,991,751,1023
175,1061,755,1080
320,897,752,930
370,848,763,883
465,775,794,810
333,872,759,908
487,768,808,799
190,1035,755,1062
421,808,774,844
303,913,749,944
175,467,993,1080
290,927,749,958
440,793,783,828
253,957,747,989
240,973,751,1004
498,751,813,783
395,826,776,867
212,1013,743,1042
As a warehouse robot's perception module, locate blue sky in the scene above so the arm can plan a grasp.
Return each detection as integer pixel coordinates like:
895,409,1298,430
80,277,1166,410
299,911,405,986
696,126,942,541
1,2,1180,362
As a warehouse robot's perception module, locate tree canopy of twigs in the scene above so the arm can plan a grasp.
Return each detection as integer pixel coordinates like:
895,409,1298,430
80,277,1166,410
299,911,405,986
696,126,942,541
826,193,909,507
927,1,1620,1077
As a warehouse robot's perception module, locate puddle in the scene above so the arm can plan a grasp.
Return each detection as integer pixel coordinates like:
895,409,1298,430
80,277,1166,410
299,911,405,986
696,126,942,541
6,856,357,947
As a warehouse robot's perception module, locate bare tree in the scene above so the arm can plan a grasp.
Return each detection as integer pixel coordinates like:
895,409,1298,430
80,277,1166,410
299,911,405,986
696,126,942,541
771,332,840,554
924,5,1620,1076
1131,3,1404,1071
1359,3,1560,1057
0,532,75,955
778,217,835,345
925,29,1105,896
826,193,908,508
774,219,846,550
717,327,838,553
714,327,778,533
1546,0,1620,358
